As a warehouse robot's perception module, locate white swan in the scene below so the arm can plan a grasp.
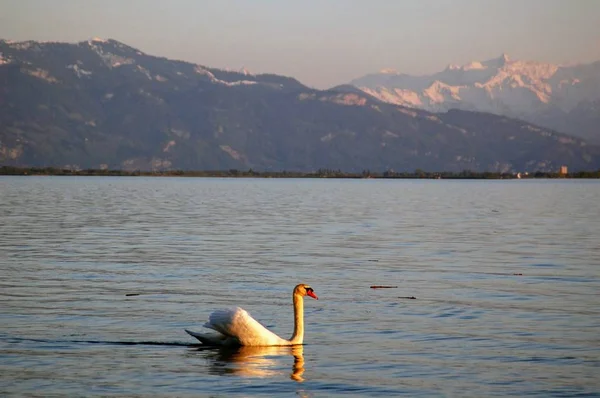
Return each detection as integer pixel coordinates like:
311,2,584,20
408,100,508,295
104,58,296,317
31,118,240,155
185,284,318,346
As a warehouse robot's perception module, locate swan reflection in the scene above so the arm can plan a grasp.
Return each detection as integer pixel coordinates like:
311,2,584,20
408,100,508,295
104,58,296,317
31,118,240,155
204,344,305,382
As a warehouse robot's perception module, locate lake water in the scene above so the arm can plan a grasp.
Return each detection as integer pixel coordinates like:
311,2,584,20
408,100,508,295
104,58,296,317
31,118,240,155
1,176,599,397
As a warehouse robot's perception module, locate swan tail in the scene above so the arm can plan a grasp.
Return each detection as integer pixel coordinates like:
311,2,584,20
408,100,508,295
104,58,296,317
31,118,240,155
184,329,228,345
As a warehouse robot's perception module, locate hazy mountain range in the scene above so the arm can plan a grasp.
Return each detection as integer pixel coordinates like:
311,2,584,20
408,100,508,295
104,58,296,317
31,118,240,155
1,38,599,172
351,54,600,145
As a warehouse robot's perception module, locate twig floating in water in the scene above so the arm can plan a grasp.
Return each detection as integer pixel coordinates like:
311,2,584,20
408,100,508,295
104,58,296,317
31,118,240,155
398,296,417,299
370,285,398,289
125,293,140,297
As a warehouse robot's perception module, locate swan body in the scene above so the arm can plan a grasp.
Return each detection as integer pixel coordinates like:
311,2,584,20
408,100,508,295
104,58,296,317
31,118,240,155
185,284,318,346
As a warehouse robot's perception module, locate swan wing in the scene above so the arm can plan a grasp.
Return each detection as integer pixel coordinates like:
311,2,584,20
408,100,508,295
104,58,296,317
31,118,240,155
205,307,289,346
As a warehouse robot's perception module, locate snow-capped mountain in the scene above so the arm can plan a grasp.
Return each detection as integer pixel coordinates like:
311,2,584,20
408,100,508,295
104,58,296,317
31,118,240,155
351,55,600,143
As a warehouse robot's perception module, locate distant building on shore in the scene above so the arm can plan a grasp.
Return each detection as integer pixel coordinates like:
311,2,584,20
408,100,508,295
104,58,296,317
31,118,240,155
560,165,568,175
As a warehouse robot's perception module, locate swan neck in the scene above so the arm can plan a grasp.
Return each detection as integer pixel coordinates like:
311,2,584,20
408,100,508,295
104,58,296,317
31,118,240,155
289,292,304,344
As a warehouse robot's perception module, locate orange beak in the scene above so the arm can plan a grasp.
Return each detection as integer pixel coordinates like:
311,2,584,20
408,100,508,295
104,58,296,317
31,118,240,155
307,290,318,300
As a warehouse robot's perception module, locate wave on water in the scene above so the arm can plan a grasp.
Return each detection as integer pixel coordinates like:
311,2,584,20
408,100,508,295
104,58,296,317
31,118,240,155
3,336,203,347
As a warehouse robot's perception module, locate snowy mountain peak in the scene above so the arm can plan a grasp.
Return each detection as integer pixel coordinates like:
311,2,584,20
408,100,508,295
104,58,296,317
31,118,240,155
481,53,511,68
464,61,486,70
494,53,510,65
350,55,600,144
446,54,511,72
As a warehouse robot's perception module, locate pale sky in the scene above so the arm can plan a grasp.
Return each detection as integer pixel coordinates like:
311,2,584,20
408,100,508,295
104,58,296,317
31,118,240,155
1,0,599,88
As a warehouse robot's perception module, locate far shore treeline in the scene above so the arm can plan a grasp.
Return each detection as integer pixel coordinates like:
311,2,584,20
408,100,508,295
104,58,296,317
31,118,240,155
1,166,599,179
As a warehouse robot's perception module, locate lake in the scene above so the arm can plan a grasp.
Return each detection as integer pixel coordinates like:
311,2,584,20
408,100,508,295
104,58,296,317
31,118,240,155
1,176,599,397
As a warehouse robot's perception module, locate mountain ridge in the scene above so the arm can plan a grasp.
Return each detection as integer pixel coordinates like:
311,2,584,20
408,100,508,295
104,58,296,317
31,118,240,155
1,39,599,172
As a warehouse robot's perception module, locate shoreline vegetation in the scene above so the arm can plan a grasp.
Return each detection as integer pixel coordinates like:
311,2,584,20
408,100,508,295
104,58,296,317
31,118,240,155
1,166,599,179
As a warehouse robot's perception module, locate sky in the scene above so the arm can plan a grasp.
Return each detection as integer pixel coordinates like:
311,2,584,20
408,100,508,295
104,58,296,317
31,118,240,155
1,0,599,88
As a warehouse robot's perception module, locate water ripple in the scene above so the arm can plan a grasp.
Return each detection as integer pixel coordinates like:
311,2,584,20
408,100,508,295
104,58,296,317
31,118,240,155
1,177,599,397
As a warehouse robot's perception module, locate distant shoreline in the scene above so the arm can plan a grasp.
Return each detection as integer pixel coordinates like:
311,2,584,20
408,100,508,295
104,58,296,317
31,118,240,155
1,166,599,179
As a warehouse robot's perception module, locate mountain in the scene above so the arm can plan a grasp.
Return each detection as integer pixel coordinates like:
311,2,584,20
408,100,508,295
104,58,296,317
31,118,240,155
350,55,600,144
1,39,599,172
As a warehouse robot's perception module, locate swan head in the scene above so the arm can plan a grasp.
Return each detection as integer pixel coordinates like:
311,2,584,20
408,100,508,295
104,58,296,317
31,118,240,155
294,284,318,300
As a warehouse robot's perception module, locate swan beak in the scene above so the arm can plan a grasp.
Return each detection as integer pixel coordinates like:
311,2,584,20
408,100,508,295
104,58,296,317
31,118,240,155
307,290,318,300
